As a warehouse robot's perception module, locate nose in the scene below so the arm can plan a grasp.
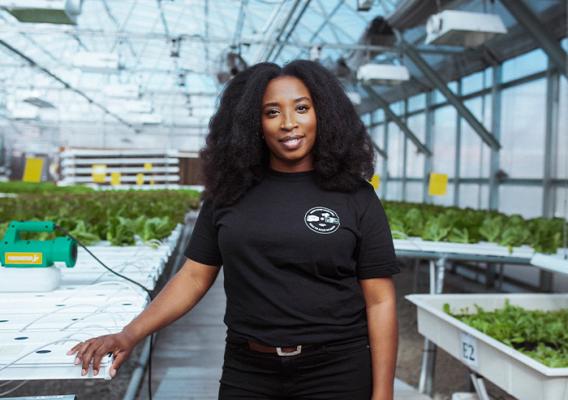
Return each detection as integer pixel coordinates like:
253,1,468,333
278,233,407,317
280,111,298,131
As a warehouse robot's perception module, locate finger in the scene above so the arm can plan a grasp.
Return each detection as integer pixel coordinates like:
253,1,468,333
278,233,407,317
81,340,102,375
110,351,129,378
73,341,91,365
67,343,82,355
92,345,111,377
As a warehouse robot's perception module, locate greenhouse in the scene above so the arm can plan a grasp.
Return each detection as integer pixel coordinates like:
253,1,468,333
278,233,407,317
0,0,566,400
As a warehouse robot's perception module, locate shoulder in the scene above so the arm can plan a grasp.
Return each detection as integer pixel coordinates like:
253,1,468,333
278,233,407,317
353,179,378,201
347,179,380,213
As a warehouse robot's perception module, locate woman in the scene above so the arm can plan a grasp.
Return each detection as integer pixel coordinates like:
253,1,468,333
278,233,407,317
68,60,400,400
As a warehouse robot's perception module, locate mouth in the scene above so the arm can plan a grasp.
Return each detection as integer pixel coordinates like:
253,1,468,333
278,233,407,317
278,135,305,151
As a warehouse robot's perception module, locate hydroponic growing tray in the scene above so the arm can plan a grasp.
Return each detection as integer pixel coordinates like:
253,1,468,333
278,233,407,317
406,293,568,400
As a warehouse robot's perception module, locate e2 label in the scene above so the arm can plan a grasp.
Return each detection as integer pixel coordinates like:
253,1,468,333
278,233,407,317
459,332,478,367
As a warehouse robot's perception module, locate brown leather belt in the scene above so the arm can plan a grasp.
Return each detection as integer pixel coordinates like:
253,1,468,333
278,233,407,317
247,340,304,356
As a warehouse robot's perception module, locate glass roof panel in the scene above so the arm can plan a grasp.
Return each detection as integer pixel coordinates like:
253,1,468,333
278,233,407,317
0,0,405,134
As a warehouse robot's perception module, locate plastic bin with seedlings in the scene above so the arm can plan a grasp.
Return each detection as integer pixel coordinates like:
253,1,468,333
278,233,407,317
406,293,568,400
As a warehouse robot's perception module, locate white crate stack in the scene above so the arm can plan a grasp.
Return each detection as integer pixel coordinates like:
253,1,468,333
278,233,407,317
59,148,181,189
0,225,183,381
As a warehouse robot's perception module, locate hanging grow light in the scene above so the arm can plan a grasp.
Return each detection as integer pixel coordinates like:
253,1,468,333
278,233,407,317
356,0,373,12
71,52,120,73
0,0,83,25
425,10,507,47
19,90,55,109
357,63,410,85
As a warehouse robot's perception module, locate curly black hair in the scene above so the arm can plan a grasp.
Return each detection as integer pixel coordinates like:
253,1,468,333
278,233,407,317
199,59,376,207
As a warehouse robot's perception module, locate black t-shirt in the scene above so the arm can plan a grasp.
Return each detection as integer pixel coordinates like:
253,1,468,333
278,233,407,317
184,169,400,346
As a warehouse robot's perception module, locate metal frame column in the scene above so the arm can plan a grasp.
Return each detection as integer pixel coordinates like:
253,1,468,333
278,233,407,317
489,65,503,211
423,91,434,204
402,99,408,201
454,80,463,207
381,119,389,199
540,60,560,292
543,60,560,218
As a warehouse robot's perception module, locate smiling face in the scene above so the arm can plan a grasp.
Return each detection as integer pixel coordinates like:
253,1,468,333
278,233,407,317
261,75,317,172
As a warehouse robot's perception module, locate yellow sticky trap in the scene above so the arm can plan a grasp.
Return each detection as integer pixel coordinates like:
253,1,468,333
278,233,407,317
23,157,44,183
111,172,121,186
91,164,107,183
144,163,153,171
370,175,380,190
428,173,448,196
150,177,155,186
136,173,145,186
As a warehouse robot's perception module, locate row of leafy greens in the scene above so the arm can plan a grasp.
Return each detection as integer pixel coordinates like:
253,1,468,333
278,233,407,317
0,189,200,246
444,300,568,368
0,181,95,194
383,201,566,254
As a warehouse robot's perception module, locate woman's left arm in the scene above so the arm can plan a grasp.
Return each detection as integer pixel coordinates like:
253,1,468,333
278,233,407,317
360,277,398,400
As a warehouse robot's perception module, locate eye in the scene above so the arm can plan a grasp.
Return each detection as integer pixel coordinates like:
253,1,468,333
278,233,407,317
297,104,309,113
265,109,279,117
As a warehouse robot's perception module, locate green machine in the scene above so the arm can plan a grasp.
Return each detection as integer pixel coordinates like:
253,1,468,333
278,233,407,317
0,221,77,268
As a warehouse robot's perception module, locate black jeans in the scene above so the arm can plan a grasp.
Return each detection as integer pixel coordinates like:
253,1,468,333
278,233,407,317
218,337,372,400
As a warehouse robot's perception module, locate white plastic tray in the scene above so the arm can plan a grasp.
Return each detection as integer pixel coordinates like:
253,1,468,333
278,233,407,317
0,224,183,380
406,293,568,400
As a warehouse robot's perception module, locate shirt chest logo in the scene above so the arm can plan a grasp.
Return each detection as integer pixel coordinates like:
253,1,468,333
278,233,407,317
304,206,341,234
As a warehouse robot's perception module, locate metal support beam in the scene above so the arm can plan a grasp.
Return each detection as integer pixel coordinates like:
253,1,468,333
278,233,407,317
296,0,344,59
263,0,302,61
454,80,462,207
423,91,434,204
270,0,312,62
402,99,408,201
489,65,502,211
0,40,136,133
361,85,432,156
543,60,560,218
366,109,388,159
381,121,389,199
500,0,567,78
232,0,248,47
372,141,387,160
156,0,171,37
400,39,502,151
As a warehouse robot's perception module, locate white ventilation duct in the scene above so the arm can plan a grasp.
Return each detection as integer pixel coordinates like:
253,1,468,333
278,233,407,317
357,64,410,85
425,10,507,47
0,0,83,25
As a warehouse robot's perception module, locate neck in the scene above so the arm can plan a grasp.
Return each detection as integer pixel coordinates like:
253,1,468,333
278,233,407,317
269,156,314,173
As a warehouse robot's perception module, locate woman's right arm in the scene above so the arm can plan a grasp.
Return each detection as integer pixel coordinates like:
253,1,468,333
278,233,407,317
67,258,220,377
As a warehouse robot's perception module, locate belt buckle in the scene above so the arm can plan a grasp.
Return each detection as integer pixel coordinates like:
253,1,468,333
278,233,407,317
276,345,302,357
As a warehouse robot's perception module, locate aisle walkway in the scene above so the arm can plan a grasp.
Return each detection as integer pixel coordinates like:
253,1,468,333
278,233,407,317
140,271,430,400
